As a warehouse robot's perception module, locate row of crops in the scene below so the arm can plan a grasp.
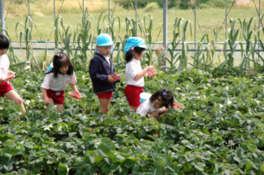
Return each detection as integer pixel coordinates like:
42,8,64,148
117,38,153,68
1,68,264,174
9,10,264,76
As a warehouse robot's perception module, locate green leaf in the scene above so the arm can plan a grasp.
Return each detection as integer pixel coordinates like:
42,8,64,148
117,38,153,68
261,164,264,172
58,163,69,175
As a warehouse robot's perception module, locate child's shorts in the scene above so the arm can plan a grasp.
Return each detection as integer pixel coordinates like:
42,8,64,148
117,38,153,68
124,85,143,107
0,81,13,97
97,91,113,99
47,89,65,104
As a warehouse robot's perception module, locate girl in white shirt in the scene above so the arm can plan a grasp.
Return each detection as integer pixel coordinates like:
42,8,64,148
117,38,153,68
136,89,174,119
0,34,26,114
124,37,155,112
41,52,80,113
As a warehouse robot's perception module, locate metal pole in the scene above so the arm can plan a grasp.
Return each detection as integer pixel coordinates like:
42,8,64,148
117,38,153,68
108,0,110,27
225,0,227,40
28,0,31,16
194,0,197,50
135,0,137,36
0,0,5,35
163,0,168,66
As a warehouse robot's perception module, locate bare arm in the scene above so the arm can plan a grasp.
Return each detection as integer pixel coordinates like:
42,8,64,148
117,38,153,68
133,66,155,81
69,84,79,94
41,88,49,104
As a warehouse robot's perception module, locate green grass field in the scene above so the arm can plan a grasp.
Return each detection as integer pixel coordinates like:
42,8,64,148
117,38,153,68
4,2,262,42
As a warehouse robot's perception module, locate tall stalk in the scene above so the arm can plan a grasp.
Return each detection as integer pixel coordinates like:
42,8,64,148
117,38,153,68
15,16,40,70
177,18,191,71
5,31,19,68
57,17,77,58
137,14,153,66
238,17,257,76
75,8,94,70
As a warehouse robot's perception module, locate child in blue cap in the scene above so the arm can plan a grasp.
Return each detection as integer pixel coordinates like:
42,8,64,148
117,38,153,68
89,33,121,114
124,37,155,112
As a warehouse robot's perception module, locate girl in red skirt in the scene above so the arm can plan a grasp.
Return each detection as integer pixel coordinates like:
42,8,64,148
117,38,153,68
124,37,155,112
0,34,26,114
41,52,81,113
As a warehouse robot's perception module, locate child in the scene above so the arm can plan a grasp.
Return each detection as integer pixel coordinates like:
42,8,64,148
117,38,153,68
136,89,174,119
124,37,155,112
0,34,26,114
41,52,80,113
89,33,121,114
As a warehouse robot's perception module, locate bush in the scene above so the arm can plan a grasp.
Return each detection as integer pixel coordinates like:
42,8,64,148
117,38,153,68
179,0,191,9
156,0,178,9
114,0,151,9
144,2,159,12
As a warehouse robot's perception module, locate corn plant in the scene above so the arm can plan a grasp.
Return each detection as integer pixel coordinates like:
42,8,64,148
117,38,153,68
191,34,214,71
138,14,153,66
175,17,191,71
15,16,40,71
57,17,77,59
5,31,20,69
74,9,94,70
238,17,257,76
157,17,191,71
255,27,264,71
125,17,137,37
159,29,180,70
95,10,122,63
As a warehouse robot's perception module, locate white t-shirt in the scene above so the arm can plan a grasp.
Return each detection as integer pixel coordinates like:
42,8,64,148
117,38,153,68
125,58,144,87
41,72,77,91
136,99,164,117
105,56,111,65
0,54,10,80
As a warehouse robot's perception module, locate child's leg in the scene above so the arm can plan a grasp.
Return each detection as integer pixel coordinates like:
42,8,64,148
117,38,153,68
4,90,26,114
98,98,111,114
47,98,55,105
56,104,63,113
130,106,138,112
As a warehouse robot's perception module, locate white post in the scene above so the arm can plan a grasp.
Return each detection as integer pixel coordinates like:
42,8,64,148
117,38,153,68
0,0,5,35
163,0,168,66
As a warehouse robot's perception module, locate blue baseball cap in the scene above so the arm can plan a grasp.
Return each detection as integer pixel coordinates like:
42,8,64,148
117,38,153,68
96,33,113,46
124,37,147,53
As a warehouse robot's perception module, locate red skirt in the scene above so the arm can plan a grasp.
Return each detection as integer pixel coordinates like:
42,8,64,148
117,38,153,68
124,85,143,107
97,91,113,99
47,89,65,104
0,81,13,97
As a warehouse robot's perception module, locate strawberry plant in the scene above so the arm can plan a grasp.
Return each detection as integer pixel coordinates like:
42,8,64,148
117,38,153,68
1,69,264,174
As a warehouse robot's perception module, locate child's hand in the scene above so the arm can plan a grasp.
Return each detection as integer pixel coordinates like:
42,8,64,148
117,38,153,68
70,91,82,99
108,75,116,83
145,66,155,72
6,71,15,81
112,74,122,81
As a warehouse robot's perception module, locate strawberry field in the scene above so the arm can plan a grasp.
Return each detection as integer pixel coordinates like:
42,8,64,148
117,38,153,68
1,68,264,174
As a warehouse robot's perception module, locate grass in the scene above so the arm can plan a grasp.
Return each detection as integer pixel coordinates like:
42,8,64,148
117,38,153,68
4,1,263,42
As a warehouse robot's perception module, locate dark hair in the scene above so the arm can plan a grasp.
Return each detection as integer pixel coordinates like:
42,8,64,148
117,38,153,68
46,52,74,78
125,46,145,63
0,34,9,50
150,89,174,108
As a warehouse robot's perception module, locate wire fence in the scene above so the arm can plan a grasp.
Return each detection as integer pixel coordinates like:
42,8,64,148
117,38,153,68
0,0,264,75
